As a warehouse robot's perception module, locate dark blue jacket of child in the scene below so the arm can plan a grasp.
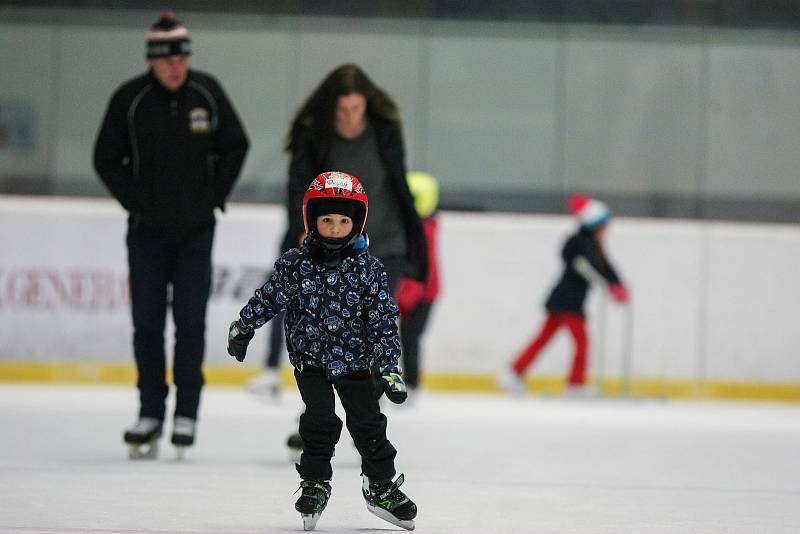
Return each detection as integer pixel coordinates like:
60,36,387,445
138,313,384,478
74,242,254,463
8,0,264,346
234,233,401,380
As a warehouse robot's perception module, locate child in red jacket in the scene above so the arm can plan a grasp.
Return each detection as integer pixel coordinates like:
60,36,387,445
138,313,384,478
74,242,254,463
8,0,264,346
397,172,441,393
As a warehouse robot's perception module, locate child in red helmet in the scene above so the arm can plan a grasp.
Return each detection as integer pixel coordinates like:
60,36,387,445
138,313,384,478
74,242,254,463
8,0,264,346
502,193,629,395
227,172,417,531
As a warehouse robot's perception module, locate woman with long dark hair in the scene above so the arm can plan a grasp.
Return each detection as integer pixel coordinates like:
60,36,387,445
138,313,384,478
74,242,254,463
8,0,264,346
251,65,427,434
282,63,427,289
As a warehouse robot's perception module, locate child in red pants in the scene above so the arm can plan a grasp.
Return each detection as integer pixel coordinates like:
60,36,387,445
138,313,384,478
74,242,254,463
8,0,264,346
503,194,629,394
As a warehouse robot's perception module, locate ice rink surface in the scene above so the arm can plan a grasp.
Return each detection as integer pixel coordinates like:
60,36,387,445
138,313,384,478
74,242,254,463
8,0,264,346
2,384,799,534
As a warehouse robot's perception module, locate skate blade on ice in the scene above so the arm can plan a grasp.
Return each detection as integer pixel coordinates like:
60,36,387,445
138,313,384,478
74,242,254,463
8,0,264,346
174,445,189,461
366,503,415,531
128,440,158,460
301,512,321,531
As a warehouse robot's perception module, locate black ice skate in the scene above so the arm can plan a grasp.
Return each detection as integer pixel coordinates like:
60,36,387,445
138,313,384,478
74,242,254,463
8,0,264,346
287,432,303,463
294,479,331,531
171,416,196,460
123,417,163,459
362,473,417,531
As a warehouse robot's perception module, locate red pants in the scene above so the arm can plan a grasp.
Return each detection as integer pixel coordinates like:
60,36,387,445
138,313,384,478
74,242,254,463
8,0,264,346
511,312,589,386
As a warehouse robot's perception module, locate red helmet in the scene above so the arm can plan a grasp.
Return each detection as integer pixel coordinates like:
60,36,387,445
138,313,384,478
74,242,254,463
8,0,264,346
303,171,369,242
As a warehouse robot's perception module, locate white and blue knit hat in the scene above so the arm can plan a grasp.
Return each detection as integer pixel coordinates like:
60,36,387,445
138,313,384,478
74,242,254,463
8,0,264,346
569,193,610,229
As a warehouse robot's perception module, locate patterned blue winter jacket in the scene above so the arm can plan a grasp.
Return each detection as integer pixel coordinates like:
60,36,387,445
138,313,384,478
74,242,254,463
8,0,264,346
235,234,401,379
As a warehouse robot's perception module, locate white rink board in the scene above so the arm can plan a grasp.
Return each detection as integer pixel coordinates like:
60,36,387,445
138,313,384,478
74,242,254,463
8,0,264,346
2,196,800,383
0,197,282,366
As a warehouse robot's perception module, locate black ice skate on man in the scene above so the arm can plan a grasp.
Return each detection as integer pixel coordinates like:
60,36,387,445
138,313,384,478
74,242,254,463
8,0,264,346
170,416,197,460
122,415,195,460
228,172,418,531
123,417,163,459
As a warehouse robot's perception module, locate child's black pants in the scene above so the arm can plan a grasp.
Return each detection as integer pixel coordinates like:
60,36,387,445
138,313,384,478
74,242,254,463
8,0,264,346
294,366,397,483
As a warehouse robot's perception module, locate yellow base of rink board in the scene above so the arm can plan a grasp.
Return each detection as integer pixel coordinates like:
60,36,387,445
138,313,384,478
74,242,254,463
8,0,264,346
2,361,800,403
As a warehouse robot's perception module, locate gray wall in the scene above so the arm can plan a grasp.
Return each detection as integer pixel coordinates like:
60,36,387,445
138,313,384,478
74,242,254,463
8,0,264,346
2,7,800,218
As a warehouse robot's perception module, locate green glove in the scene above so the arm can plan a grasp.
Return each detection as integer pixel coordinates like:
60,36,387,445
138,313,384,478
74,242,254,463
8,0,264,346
380,370,408,404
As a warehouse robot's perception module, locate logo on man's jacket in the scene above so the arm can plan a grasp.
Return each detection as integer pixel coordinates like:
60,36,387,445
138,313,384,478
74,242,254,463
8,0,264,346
189,108,210,133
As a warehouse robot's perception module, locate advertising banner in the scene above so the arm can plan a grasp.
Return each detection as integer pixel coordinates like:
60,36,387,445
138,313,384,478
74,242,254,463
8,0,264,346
0,197,283,365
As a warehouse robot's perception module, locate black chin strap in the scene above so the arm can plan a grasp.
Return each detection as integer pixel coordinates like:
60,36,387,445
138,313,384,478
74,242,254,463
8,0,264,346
310,233,355,266
319,237,350,251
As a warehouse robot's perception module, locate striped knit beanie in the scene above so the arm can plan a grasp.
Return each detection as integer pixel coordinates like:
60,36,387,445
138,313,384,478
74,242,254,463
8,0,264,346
146,11,191,59
569,193,610,229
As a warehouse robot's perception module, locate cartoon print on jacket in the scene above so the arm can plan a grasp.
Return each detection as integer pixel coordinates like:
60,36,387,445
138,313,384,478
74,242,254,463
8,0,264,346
236,235,400,379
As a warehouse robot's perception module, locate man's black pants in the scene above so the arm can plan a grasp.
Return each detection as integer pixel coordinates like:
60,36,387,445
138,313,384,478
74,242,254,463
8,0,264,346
126,220,214,421
294,366,397,483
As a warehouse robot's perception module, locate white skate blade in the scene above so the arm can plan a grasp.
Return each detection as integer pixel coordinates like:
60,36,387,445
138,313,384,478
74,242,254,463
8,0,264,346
175,445,188,461
301,512,321,531
128,441,158,460
366,502,415,531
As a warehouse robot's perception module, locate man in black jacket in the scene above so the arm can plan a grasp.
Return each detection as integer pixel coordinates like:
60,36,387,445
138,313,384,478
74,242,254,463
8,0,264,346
93,11,249,459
